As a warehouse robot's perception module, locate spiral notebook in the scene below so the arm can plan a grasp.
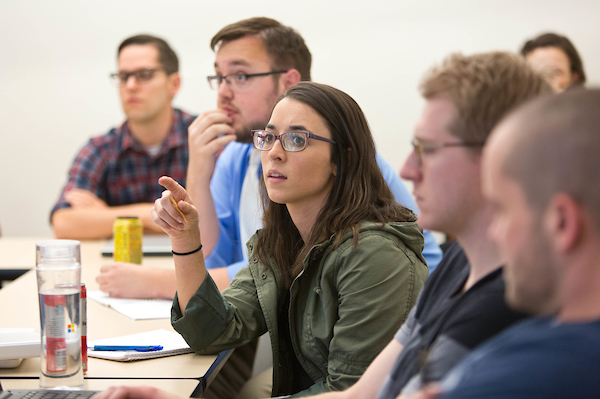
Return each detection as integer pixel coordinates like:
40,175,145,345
87,329,192,362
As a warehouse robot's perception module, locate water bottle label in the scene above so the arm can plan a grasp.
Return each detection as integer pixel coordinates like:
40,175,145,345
43,295,67,373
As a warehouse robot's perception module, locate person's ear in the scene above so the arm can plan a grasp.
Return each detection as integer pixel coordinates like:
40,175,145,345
168,72,181,98
281,69,301,92
545,193,582,253
570,71,581,85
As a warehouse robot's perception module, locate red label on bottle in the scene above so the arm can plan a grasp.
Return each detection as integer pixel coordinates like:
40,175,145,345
43,295,67,373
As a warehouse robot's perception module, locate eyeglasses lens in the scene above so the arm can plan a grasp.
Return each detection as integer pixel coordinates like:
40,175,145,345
115,69,156,85
255,132,271,150
282,133,306,151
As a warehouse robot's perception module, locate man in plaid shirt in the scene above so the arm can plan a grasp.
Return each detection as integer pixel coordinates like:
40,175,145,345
51,34,194,239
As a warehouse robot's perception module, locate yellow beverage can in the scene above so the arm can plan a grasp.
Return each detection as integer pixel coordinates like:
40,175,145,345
113,217,142,264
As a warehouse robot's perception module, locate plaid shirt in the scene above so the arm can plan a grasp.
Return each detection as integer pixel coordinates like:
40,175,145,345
51,108,195,216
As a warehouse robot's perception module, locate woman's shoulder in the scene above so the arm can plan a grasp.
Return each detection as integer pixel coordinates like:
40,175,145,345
337,220,421,238
323,221,424,261
321,222,428,285
339,221,423,253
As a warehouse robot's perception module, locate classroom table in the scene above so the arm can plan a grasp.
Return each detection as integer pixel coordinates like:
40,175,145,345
0,237,230,397
0,237,43,285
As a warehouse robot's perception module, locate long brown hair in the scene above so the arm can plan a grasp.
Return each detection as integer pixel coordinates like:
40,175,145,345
255,82,416,287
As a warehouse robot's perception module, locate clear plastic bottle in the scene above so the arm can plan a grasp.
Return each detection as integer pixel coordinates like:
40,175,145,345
36,240,84,389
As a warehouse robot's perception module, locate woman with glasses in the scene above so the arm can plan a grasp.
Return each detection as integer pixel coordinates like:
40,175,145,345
151,82,428,398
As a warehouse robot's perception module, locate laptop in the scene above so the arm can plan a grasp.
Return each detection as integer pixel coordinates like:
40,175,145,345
100,235,173,257
0,329,40,369
0,381,99,399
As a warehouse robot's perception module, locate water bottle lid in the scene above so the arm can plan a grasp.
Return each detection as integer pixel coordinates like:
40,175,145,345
36,240,81,264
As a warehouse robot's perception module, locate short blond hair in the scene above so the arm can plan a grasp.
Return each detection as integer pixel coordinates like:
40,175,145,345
420,52,551,143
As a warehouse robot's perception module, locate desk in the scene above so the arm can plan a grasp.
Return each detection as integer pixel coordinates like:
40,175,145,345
0,238,230,397
0,237,47,285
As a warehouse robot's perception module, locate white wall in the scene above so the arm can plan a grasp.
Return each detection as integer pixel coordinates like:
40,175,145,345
1,0,599,237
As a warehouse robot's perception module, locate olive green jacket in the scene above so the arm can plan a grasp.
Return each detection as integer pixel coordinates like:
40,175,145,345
172,221,428,397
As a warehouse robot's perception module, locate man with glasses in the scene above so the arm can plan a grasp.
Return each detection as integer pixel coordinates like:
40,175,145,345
51,34,193,243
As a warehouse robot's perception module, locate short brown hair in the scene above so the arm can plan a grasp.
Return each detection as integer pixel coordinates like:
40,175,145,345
211,17,311,81
420,52,551,144
520,32,586,86
118,34,179,74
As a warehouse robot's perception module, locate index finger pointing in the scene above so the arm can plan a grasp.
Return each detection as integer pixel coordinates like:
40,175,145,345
158,176,186,201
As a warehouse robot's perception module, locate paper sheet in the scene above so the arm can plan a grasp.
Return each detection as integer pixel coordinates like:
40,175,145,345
87,290,172,320
87,329,192,361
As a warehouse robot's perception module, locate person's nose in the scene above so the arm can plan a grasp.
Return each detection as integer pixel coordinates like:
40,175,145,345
123,74,139,90
400,150,421,182
217,78,233,100
268,137,286,162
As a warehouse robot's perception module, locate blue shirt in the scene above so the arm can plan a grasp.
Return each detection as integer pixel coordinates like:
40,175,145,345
206,142,443,281
439,317,600,399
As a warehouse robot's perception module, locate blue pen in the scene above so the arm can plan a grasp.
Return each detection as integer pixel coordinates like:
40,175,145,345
91,345,163,352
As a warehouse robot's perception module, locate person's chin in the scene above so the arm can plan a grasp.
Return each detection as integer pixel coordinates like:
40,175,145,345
414,214,435,231
124,108,148,122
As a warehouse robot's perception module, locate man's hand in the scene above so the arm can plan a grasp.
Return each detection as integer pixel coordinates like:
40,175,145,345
185,110,236,257
187,109,236,181
96,263,174,299
92,385,185,399
65,189,108,209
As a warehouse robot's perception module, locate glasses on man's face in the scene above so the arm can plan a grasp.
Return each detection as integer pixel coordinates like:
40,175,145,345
207,71,288,91
251,130,336,152
110,68,165,86
411,138,484,166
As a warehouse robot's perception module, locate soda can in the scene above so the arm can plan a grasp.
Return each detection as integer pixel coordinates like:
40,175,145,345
80,283,87,373
113,217,143,264
43,294,67,373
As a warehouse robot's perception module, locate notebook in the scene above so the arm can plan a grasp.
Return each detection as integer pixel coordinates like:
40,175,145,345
87,290,172,320
100,235,173,257
0,328,40,369
87,329,192,362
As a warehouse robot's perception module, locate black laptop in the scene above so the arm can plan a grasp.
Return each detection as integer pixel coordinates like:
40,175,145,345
0,381,99,399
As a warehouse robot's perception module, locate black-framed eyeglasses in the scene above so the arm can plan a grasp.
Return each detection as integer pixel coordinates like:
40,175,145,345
251,130,336,152
207,71,288,90
110,68,165,86
411,138,484,166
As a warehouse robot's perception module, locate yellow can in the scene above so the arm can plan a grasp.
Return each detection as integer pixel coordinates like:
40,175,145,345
113,217,142,264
